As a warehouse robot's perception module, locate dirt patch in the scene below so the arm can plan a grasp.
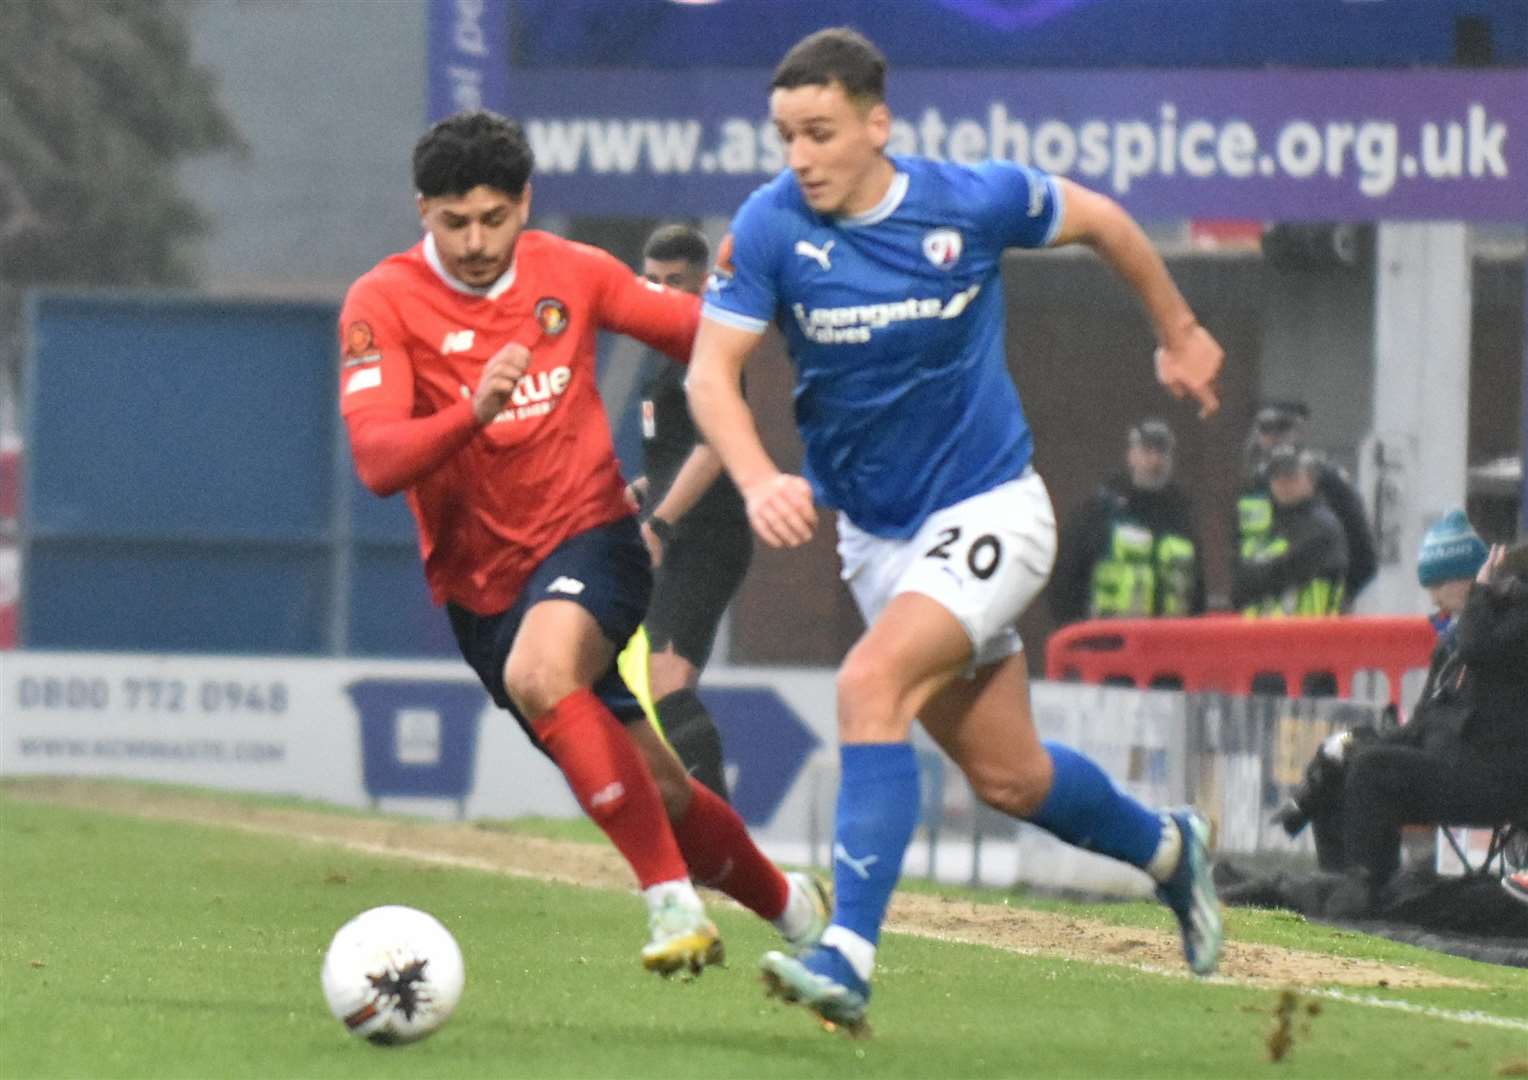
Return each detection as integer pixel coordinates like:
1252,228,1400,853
4,778,1477,991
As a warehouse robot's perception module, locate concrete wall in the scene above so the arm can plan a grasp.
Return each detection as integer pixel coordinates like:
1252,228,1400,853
177,0,429,297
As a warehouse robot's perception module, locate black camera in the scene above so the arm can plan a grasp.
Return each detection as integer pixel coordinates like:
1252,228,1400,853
1273,726,1379,837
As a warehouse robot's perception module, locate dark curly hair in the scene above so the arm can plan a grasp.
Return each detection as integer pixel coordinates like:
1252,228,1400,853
412,110,534,199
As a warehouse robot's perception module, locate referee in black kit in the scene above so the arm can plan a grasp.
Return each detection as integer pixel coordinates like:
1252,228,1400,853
619,224,752,800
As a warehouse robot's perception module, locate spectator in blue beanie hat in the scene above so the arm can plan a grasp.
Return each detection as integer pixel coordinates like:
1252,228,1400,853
1417,509,1489,632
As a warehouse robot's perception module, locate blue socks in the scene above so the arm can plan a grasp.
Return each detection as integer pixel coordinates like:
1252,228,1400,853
1030,741,1162,869
829,743,921,948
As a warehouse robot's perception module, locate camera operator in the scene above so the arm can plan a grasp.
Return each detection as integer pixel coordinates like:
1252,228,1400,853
1274,516,1528,916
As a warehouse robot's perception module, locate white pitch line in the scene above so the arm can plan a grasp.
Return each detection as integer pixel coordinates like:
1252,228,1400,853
1311,988,1528,1033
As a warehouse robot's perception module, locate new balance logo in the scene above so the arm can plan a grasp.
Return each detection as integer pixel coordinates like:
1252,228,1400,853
546,576,585,596
440,329,475,354
794,238,834,271
833,842,880,880
589,781,624,808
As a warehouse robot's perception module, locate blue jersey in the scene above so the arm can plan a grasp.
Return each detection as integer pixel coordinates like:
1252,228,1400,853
703,155,1063,538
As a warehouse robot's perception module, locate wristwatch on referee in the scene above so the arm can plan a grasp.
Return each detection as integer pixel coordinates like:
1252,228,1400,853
646,514,675,549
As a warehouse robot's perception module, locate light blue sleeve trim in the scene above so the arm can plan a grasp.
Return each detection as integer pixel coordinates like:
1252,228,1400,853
1041,174,1066,247
701,302,769,333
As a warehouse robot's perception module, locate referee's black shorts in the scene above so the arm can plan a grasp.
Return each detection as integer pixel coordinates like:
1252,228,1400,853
646,513,752,669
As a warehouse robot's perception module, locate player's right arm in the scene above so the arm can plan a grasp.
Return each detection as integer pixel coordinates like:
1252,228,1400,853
687,220,816,549
339,281,529,497
688,318,814,549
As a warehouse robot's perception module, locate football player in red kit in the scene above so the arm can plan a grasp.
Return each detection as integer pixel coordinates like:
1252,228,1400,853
339,110,827,977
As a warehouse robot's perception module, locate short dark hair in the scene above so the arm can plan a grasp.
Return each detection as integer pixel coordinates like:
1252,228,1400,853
413,110,534,199
771,27,886,104
1254,400,1310,435
1266,444,1318,478
1129,418,1175,454
643,223,709,267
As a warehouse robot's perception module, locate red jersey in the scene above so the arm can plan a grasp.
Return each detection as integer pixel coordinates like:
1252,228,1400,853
339,230,699,614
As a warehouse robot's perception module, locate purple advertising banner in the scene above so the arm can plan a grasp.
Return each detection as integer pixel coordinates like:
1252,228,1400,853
427,0,511,124
495,69,1527,221
422,3,1527,225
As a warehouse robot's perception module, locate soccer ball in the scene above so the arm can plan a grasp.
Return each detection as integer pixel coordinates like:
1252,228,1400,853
321,905,465,1045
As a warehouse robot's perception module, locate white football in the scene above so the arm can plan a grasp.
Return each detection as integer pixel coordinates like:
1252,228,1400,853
321,905,465,1045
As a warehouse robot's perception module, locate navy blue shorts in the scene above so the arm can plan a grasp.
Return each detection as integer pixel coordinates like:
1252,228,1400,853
448,517,653,751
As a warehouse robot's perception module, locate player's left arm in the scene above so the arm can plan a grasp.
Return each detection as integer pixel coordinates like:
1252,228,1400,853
1050,178,1224,418
648,444,726,529
590,246,702,362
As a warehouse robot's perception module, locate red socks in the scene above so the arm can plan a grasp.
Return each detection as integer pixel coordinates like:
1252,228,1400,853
532,689,687,889
671,777,789,921
532,691,789,920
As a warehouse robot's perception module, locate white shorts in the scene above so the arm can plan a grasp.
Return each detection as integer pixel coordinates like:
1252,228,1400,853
836,470,1058,670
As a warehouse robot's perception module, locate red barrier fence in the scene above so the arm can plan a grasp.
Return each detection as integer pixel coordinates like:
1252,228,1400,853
1043,616,1437,706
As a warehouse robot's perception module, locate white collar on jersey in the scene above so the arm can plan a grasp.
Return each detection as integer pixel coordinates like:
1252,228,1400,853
837,171,909,228
423,232,518,300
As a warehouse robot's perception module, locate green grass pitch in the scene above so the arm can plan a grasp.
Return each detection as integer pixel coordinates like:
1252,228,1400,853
2,786,1525,1078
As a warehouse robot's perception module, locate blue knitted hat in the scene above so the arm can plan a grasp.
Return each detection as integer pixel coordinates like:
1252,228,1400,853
1416,509,1488,587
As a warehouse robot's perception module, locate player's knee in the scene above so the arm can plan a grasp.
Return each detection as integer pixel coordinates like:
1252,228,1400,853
966,755,1051,818
501,659,576,720
835,651,902,739
647,648,698,699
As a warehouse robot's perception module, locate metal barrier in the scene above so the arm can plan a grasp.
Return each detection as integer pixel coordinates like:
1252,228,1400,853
1044,615,1436,707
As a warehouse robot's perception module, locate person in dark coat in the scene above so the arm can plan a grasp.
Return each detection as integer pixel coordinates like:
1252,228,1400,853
1232,446,1348,617
1050,418,1205,626
1274,517,1528,918
1236,401,1376,608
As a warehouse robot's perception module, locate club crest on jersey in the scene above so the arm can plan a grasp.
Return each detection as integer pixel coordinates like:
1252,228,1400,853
343,320,381,366
922,228,963,269
535,297,569,336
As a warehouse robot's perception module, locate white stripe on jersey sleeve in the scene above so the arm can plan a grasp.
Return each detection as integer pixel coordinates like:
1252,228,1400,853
1041,174,1066,248
701,303,769,334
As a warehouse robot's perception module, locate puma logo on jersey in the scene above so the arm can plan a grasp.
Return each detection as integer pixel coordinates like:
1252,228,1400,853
794,238,835,271
546,576,585,596
440,329,476,354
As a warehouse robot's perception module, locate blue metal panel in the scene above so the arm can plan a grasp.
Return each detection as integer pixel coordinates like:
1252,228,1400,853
348,546,459,658
24,539,331,653
347,468,419,544
26,294,337,542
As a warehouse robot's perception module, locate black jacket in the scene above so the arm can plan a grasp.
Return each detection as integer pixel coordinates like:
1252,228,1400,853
1232,495,1348,614
1314,464,1377,601
1049,474,1205,626
1237,463,1376,605
1449,577,1528,763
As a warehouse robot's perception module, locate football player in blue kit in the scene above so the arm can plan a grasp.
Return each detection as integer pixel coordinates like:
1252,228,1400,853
687,28,1226,1034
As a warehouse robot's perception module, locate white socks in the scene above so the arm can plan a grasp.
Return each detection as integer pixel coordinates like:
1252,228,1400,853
771,876,816,939
821,925,876,984
643,878,703,916
1145,815,1183,883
